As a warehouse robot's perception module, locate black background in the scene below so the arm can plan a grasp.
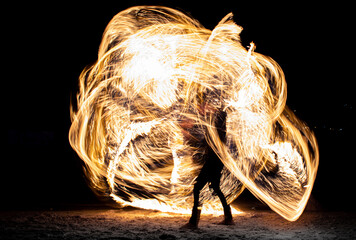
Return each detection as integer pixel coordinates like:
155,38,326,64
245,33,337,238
4,1,354,211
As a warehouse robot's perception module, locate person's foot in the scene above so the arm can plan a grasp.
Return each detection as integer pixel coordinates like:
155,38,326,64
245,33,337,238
180,222,198,229
218,205,234,225
218,218,234,225
181,207,201,229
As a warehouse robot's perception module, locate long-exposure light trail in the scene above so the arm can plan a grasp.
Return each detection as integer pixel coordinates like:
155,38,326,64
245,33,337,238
69,6,319,221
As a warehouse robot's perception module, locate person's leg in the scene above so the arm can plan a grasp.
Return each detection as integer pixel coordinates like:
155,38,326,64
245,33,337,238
181,177,207,229
189,184,203,225
192,182,202,210
211,180,234,225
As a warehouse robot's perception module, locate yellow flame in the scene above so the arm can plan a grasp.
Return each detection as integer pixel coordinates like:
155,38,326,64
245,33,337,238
69,6,318,221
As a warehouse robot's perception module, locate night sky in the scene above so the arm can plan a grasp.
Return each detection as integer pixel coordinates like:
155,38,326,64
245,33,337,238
4,1,354,211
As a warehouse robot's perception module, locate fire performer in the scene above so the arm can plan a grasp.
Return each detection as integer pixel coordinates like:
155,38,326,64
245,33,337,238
181,100,233,229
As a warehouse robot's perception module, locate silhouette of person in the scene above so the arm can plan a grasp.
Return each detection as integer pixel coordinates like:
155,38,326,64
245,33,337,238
181,103,234,229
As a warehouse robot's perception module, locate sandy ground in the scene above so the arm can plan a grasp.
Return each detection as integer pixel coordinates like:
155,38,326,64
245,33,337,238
1,206,355,240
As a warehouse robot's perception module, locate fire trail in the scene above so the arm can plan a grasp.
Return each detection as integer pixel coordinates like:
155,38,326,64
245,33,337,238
69,6,318,221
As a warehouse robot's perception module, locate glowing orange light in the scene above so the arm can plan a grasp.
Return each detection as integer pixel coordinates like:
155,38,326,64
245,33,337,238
69,6,318,221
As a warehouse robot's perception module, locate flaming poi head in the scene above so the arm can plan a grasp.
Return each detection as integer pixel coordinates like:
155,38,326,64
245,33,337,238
69,6,318,221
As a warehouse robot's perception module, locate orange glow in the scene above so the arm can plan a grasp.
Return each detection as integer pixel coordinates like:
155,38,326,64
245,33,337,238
69,6,318,221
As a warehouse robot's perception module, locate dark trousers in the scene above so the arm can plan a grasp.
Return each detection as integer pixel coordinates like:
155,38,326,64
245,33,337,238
192,149,228,211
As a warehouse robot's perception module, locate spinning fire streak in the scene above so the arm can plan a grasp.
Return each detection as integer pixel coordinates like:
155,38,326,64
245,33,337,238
69,6,319,221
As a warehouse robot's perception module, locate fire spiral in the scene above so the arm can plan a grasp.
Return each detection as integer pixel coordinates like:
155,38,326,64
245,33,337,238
69,6,318,221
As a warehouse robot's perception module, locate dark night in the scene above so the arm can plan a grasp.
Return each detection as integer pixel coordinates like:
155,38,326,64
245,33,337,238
3,1,355,239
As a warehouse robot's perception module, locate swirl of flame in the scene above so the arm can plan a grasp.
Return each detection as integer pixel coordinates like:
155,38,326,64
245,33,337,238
69,6,319,221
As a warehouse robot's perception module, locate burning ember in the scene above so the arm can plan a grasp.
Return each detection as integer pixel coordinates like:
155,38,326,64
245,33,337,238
69,6,318,221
